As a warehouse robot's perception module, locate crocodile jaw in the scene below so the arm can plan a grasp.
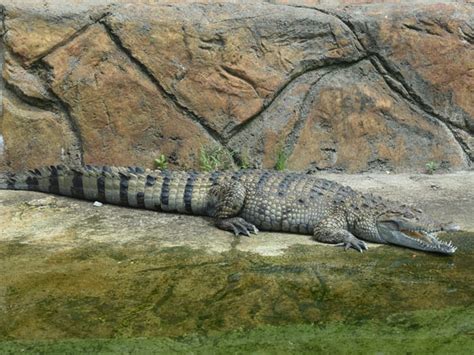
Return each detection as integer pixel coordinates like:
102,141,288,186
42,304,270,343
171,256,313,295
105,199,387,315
377,223,457,255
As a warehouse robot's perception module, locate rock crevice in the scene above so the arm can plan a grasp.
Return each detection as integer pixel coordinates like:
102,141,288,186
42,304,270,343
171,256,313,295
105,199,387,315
100,20,225,149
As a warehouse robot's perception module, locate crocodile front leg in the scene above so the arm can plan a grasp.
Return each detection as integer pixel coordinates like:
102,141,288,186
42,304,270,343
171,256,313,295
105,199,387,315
313,215,368,252
210,181,258,237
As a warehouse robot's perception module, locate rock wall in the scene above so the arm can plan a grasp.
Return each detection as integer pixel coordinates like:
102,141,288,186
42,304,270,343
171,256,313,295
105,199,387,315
0,1,472,172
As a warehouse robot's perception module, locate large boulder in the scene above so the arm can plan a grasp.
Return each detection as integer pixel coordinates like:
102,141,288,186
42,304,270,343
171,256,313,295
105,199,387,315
0,1,472,172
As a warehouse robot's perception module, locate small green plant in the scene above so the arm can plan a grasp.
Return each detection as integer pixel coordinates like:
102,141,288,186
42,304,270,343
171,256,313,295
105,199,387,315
236,148,251,169
199,146,234,172
154,154,168,170
274,147,288,171
425,161,438,175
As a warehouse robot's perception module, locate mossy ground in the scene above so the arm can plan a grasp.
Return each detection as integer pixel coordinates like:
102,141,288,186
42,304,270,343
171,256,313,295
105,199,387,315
0,232,472,352
1,306,473,354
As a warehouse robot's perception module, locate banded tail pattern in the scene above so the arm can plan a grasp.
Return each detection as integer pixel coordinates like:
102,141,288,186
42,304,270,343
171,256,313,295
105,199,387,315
0,165,219,215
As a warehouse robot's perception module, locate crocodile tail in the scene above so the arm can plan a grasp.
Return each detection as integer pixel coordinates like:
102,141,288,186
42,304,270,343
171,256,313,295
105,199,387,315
0,165,126,200
0,170,42,190
0,165,218,215
0,166,68,192
0,172,15,190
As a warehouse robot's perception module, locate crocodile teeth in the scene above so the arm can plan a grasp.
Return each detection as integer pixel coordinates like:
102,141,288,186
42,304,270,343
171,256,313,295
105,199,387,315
406,231,457,253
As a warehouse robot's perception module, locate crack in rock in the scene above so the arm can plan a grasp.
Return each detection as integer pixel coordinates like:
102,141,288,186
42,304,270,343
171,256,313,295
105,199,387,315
100,20,227,151
308,6,472,164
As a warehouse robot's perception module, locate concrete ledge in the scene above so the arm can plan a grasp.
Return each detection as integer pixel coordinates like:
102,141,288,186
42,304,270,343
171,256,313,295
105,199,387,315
1,172,472,255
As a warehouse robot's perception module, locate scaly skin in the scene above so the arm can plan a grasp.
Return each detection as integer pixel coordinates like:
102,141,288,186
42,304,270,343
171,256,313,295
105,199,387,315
0,165,459,254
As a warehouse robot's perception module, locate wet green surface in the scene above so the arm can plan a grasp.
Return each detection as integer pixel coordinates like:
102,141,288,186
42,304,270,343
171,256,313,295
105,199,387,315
1,306,473,354
0,232,473,352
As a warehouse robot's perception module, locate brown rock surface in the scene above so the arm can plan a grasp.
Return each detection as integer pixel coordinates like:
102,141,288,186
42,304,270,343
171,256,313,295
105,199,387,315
1,93,76,171
333,4,474,159
43,23,216,169
2,6,107,65
3,53,54,102
0,1,472,172
104,3,362,136
288,60,467,172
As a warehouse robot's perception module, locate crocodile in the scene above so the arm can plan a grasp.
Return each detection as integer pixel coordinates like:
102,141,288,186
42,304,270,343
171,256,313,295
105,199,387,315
0,165,459,254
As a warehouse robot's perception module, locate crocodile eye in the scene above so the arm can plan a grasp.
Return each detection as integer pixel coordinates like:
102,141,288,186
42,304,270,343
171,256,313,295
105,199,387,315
403,211,415,218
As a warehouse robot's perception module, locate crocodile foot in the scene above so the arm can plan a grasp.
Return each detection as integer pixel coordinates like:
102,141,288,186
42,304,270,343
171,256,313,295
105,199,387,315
216,217,259,237
335,236,369,253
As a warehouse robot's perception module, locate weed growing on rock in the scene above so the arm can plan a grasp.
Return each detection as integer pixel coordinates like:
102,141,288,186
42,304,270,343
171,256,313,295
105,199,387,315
425,161,439,174
154,154,168,170
275,147,288,171
199,146,234,172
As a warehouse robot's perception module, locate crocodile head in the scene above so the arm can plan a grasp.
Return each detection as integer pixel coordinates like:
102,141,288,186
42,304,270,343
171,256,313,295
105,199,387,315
375,207,459,255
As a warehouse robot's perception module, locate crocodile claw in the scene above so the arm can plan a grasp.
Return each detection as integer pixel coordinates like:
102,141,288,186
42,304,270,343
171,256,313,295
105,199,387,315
335,238,369,253
217,217,259,237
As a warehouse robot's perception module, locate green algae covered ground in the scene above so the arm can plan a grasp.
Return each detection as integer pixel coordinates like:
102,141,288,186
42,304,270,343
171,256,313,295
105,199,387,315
1,231,473,353
1,306,473,354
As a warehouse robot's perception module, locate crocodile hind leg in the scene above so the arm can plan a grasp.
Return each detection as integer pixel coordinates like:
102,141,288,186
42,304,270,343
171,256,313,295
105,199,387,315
313,216,368,252
210,181,258,237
